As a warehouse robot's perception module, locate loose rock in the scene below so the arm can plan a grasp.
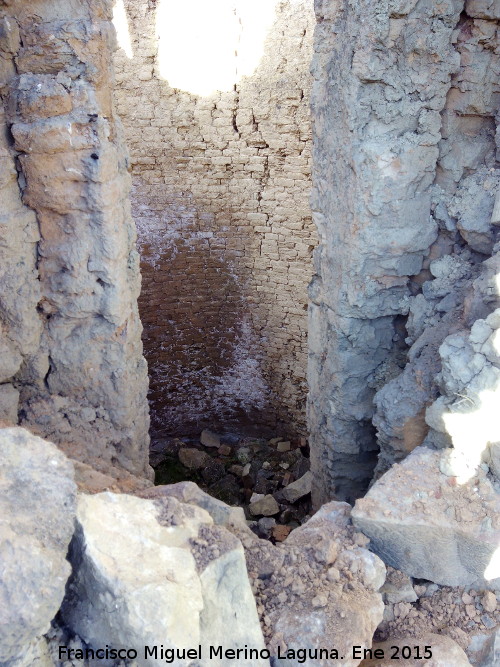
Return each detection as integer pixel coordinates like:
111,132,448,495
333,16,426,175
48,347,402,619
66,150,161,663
282,471,313,503
353,448,500,587
250,494,280,517
0,427,76,663
61,492,267,665
178,447,210,470
200,429,221,448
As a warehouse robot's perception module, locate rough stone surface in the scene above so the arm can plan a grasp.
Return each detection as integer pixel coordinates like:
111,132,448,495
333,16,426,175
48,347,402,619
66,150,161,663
113,0,316,439
71,457,152,495
375,574,500,665
200,429,221,449
62,492,267,665
139,480,248,530
0,427,76,663
232,501,385,666
380,567,418,605
282,471,313,503
309,0,500,504
178,447,211,470
249,494,280,517
360,633,471,666
0,0,151,479
5,636,54,667
352,447,500,588
0,383,20,423
423,307,500,482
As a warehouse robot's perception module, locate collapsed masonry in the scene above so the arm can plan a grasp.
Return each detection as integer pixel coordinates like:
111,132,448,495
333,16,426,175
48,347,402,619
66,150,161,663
309,0,500,504
1,426,495,667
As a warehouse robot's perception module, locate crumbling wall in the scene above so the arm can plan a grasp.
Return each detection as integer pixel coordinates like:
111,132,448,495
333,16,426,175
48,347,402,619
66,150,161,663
310,0,500,504
0,0,150,478
113,0,316,439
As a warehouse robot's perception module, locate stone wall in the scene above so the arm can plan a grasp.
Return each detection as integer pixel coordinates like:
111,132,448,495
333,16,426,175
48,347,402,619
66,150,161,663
0,0,150,478
112,0,316,439
310,0,500,504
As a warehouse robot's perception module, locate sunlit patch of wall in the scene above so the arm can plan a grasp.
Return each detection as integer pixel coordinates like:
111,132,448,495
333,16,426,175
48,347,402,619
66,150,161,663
112,0,316,439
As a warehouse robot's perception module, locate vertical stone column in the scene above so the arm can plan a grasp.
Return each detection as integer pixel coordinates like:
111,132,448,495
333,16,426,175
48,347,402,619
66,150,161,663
0,13,41,424
309,0,464,504
0,0,150,478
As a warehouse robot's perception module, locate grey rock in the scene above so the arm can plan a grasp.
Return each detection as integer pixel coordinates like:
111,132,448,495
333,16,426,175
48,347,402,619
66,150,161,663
0,338,22,384
140,480,248,530
466,0,500,20
62,492,267,666
0,3,152,477
380,567,417,604
448,169,498,254
257,517,276,538
352,447,500,587
178,447,210,470
249,494,280,516
200,429,221,448
0,383,19,422
265,502,385,666
0,5,151,479
483,628,500,666
489,442,500,479
482,590,497,613
5,636,53,667
309,0,464,503
425,308,500,482
0,427,76,663
282,471,313,503
467,629,500,666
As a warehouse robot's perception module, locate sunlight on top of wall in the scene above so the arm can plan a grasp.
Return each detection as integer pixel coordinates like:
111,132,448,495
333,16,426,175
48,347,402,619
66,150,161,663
485,545,500,581
112,0,134,59
155,0,280,96
440,385,500,484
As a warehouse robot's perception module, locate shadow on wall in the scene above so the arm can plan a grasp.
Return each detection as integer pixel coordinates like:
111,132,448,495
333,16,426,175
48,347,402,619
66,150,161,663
134,181,272,437
112,0,315,439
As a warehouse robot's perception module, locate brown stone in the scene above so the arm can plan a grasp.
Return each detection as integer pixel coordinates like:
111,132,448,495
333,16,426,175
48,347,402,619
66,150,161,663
272,525,292,542
178,448,210,470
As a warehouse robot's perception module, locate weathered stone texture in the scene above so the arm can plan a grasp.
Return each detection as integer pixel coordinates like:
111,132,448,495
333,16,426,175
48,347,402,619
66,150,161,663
360,634,472,666
236,500,385,666
0,0,150,478
310,0,500,503
353,447,500,588
0,43,41,423
62,492,268,666
0,427,76,663
113,0,317,438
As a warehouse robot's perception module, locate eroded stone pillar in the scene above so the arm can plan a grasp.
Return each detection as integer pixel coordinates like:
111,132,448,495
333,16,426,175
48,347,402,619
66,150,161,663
0,0,150,478
309,0,465,504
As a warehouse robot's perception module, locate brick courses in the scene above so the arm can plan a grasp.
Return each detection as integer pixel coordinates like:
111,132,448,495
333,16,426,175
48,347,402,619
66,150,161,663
113,0,316,438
